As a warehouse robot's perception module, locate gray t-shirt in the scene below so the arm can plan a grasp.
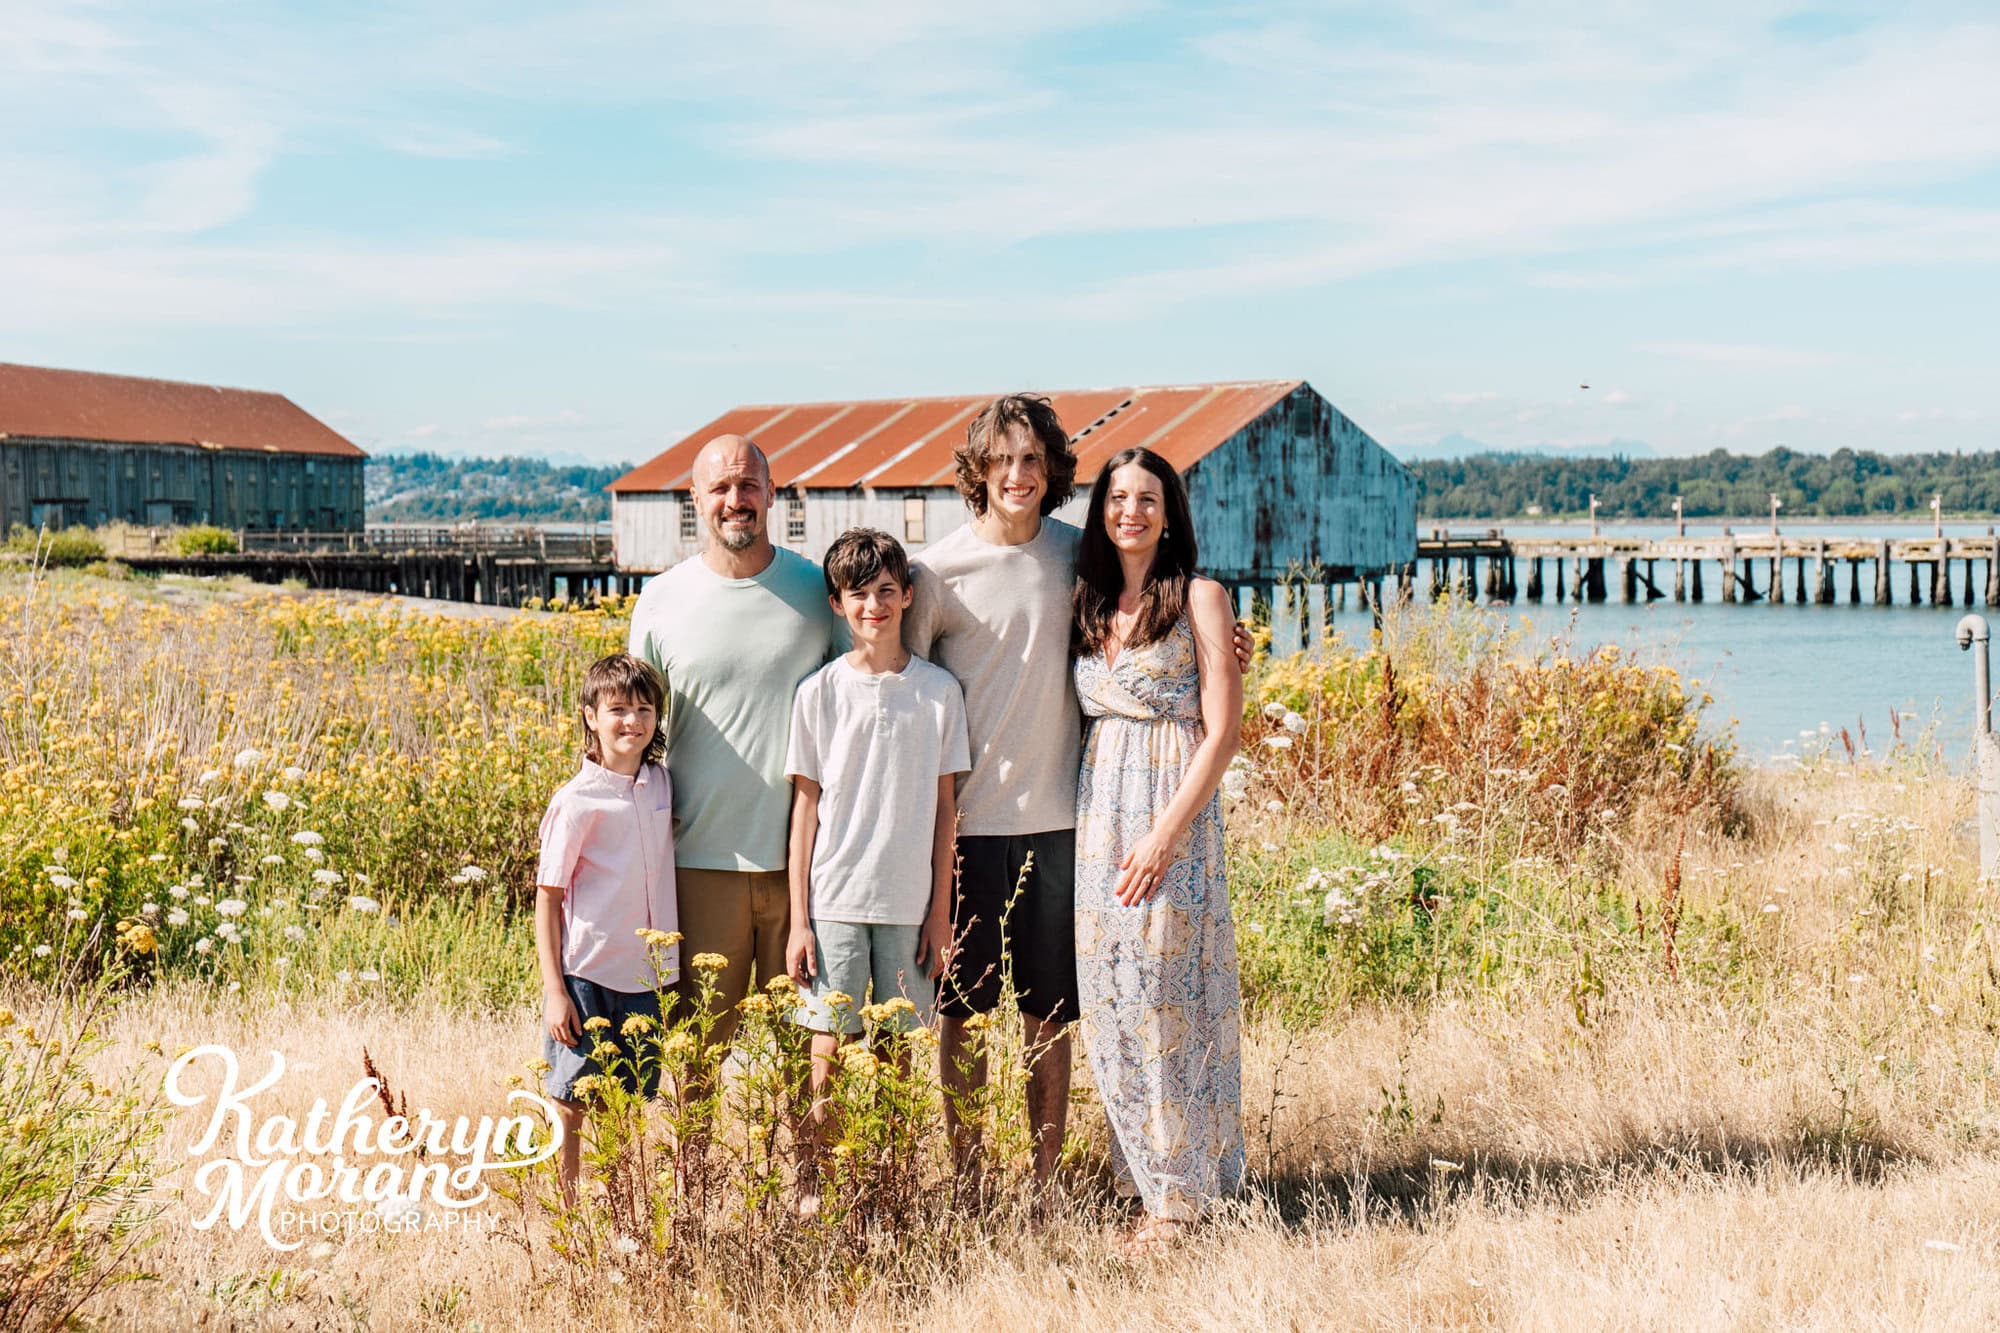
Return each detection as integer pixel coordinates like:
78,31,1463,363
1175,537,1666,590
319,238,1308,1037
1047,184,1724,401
628,547,837,872
784,654,970,925
904,519,1082,837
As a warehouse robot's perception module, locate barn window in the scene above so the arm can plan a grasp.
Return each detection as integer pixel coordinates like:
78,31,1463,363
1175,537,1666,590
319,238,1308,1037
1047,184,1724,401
903,495,926,544
1291,394,1316,436
786,491,806,544
678,495,697,541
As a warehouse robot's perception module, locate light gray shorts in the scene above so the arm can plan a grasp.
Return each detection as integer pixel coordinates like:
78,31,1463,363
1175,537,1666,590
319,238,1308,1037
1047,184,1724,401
792,919,935,1035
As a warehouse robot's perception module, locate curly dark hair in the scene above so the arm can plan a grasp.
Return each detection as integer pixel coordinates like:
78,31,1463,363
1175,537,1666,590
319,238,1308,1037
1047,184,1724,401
954,394,1077,518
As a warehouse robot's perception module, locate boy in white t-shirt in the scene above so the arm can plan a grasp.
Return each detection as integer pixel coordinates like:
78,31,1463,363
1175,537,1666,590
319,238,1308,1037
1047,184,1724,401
784,527,969,1192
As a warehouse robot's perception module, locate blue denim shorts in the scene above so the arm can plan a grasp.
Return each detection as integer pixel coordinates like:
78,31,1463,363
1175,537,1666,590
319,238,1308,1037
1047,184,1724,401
543,974,668,1101
791,920,935,1036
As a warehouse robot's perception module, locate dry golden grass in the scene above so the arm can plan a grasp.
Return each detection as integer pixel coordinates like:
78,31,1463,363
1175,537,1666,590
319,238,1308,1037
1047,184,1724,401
29,753,1994,1330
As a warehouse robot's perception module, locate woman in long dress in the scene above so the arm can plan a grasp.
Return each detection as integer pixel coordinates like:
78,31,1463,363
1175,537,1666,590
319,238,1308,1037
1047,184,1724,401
1071,445,1244,1249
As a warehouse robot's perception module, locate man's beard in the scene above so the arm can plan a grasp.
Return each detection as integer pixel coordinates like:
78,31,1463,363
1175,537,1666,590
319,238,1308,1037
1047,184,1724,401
710,513,759,551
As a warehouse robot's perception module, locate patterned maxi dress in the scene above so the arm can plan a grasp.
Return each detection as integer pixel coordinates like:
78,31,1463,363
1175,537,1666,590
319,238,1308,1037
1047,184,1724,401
1074,616,1245,1221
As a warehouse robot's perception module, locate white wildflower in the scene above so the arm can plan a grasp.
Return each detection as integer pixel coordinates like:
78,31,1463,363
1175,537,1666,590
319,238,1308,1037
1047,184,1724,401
215,899,248,918
197,769,222,785
48,874,77,890
1263,735,1294,751
1262,701,1287,721
177,796,205,810
1281,710,1307,734
232,748,264,770
33,944,52,958
314,869,343,886
166,908,190,927
262,790,291,812
290,830,324,846
283,925,306,943
168,884,190,900
283,766,308,782
66,908,87,921
260,855,285,867
194,938,214,955
359,968,381,981
335,970,353,984
347,895,381,913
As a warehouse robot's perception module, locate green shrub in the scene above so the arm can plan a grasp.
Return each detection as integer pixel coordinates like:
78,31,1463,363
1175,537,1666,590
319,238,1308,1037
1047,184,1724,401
4,524,106,567
171,525,238,556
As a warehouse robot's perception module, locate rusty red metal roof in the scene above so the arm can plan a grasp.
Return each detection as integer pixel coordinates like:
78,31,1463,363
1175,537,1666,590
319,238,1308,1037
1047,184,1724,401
611,380,1303,494
0,362,365,458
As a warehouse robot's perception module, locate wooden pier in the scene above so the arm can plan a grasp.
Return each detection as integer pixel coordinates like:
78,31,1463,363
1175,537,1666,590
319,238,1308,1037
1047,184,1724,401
115,525,627,608
1412,530,2000,608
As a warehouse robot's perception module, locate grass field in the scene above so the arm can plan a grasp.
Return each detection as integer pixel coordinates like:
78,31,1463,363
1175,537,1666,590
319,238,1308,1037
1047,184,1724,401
4,566,1998,1329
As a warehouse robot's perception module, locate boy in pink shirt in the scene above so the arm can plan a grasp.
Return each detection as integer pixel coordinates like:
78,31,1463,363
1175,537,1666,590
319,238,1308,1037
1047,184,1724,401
535,652,680,1202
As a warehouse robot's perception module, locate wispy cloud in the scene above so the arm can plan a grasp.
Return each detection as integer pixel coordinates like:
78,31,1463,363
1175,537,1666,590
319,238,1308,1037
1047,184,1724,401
1642,343,1839,369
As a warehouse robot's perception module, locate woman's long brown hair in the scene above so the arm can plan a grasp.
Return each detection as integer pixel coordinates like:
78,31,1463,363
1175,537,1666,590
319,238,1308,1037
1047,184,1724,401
1072,447,1199,658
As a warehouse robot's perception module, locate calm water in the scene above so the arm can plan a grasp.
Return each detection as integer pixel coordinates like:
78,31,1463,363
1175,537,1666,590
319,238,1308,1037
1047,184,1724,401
1387,519,2000,764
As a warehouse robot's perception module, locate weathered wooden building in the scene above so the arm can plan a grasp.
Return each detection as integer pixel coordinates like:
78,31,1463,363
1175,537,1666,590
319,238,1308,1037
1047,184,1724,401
0,363,365,533
609,379,1414,582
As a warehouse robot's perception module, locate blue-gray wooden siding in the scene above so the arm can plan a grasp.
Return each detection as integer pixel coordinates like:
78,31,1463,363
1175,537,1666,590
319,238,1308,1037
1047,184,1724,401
0,437,365,532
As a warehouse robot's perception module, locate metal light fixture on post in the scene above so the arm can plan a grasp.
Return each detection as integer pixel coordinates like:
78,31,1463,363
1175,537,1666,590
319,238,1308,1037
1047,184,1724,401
1672,495,1684,537
1934,494,1945,540
1588,493,1600,538
1769,493,1782,536
1957,614,2000,881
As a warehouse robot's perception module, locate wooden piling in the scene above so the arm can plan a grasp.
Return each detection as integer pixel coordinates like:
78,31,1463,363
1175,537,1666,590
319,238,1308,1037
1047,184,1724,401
1876,541,1892,605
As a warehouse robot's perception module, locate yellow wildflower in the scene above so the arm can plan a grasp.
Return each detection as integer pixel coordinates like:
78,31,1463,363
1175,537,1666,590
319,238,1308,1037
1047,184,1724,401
620,1014,655,1037
527,1057,553,1075
737,994,773,1015
590,1042,619,1063
118,922,158,956
691,952,729,972
661,1032,698,1061
821,990,853,1012
583,1015,611,1034
634,928,683,950
839,1047,880,1077
763,974,797,993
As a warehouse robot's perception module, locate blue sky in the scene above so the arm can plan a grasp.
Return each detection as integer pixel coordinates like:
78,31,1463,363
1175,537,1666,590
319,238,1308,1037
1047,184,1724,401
4,1,1998,464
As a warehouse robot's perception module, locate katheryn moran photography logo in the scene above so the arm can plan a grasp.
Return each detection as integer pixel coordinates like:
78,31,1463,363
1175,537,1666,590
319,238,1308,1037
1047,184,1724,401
164,1045,563,1251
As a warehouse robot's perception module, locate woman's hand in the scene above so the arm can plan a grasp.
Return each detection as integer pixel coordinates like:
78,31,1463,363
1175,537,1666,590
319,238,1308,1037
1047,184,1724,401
1115,828,1180,906
543,986,581,1047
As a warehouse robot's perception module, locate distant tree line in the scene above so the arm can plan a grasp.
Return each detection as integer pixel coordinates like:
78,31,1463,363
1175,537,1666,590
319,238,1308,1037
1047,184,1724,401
1413,448,2000,520
366,453,632,523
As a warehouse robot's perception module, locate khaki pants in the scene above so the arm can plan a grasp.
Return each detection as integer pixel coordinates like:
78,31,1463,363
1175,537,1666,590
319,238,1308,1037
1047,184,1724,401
674,866,790,1046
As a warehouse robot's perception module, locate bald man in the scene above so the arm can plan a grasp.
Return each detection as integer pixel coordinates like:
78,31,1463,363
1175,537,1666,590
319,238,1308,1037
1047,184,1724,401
627,435,842,1041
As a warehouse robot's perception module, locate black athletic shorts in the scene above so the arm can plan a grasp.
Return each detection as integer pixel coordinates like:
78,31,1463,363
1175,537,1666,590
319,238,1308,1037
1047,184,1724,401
938,830,1079,1025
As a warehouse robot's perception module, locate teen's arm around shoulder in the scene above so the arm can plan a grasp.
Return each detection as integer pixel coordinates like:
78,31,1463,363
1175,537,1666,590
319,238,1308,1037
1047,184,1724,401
902,563,943,660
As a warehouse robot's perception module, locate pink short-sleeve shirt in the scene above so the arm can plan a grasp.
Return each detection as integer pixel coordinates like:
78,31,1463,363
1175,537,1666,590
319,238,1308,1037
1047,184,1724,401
537,758,679,991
